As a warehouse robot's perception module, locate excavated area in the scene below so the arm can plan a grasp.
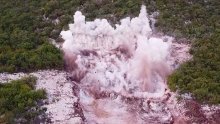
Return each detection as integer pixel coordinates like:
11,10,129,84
61,5,193,124
60,5,219,124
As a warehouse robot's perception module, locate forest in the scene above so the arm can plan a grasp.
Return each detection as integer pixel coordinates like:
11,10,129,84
155,0,220,104
0,2,219,122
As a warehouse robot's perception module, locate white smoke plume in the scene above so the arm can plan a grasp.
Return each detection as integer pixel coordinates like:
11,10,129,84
60,5,185,123
62,5,171,95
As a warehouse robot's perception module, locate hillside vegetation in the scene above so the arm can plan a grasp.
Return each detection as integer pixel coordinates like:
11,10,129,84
0,0,219,103
156,0,220,104
0,0,71,72
0,76,46,123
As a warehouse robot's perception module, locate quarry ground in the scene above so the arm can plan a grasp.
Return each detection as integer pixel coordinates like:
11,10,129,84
0,42,219,124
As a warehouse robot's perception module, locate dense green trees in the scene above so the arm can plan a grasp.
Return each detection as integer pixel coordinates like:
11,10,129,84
0,43,63,72
81,0,143,22
0,0,77,72
154,0,220,104
0,76,46,123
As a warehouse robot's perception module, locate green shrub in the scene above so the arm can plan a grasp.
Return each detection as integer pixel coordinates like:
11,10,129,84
0,76,47,123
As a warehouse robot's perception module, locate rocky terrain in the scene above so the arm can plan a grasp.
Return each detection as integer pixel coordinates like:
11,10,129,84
0,41,219,123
